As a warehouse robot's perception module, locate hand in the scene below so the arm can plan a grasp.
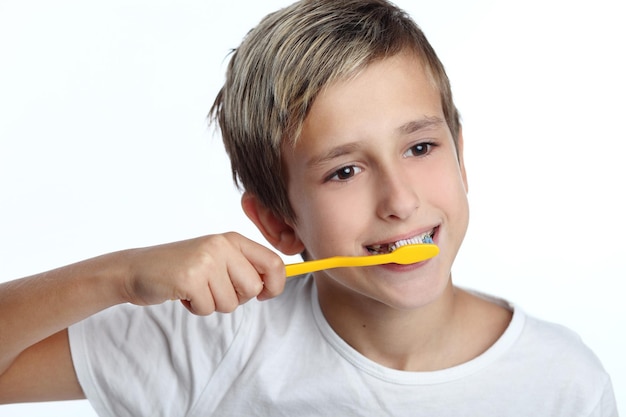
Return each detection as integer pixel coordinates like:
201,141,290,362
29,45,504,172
121,233,286,315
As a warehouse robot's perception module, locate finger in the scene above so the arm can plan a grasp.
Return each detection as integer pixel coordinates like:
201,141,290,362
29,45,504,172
179,263,220,316
183,289,216,316
256,256,286,301
206,268,241,313
234,239,287,301
225,260,265,304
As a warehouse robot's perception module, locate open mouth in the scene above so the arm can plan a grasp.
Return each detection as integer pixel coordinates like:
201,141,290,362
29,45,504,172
366,229,435,255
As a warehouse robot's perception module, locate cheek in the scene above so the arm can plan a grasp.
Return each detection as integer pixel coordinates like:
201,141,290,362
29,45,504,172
426,163,469,216
436,176,467,205
290,187,368,254
443,173,470,232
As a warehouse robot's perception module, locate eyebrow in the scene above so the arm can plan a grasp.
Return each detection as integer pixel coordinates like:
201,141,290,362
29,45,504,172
306,142,362,168
306,116,446,168
396,116,445,135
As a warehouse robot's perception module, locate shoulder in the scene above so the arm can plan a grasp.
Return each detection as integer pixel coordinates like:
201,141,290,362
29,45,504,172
238,275,317,335
463,289,603,368
517,310,603,368
519,312,615,401
70,275,316,356
497,299,616,415
68,276,318,416
471,290,608,375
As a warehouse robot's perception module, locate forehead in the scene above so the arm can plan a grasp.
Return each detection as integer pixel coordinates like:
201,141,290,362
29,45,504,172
298,52,443,146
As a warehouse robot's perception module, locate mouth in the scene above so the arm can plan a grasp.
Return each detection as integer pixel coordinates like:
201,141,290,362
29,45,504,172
365,229,435,255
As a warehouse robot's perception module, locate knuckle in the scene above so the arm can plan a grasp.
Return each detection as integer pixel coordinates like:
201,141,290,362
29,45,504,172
267,254,286,273
238,279,264,299
211,232,240,249
201,233,233,254
221,231,242,241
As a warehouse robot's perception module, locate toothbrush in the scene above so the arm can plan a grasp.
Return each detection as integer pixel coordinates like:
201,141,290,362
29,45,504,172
285,243,439,277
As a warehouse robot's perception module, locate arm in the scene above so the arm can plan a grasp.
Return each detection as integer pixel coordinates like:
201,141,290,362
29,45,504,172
0,232,286,404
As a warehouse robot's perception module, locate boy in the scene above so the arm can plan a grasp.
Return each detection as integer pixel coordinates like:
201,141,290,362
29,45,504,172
0,0,617,415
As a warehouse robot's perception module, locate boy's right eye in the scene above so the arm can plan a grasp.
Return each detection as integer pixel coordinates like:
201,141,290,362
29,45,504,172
327,165,362,181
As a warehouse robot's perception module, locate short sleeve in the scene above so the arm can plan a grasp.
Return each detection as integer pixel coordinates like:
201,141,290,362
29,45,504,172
587,375,619,417
69,301,245,417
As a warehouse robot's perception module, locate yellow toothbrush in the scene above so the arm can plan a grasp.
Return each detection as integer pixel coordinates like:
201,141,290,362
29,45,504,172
285,244,439,277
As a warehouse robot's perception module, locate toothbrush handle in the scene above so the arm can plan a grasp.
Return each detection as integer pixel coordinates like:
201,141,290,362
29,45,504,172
285,257,344,277
285,254,390,277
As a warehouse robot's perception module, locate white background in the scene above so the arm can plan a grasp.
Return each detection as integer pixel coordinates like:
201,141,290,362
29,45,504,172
1,0,624,415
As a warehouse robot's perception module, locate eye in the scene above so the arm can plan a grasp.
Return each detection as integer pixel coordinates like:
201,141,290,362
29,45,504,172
328,165,362,181
404,142,434,158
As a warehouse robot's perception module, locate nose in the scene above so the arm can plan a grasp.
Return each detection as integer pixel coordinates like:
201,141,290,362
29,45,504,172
375,165,420,221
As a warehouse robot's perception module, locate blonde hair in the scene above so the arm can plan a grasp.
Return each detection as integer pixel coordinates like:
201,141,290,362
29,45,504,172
210,0,460,221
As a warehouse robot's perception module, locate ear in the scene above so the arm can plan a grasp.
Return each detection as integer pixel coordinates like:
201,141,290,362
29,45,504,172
456,127,469,193
241,192,304,256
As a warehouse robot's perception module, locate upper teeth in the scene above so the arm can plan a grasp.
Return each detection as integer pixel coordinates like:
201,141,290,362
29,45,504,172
367,231,434,254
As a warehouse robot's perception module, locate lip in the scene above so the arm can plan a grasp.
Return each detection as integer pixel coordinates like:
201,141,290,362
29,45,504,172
378,257,433,272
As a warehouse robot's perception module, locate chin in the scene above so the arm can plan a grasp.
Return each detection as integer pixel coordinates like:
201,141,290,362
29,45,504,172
373,272,451,311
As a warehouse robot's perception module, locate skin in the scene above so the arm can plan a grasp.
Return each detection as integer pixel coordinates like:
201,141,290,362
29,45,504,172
245,51,511,371
0,51,511,404
0,234,286,403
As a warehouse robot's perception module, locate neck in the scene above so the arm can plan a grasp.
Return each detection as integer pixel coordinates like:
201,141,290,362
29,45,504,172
316,278,463,371
315,277,511,372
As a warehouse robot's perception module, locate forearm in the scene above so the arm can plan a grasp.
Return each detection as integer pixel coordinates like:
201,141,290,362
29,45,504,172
0,233,287,387
0,251,129,374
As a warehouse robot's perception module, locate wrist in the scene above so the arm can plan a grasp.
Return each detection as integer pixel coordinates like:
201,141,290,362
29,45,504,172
76,250,135,308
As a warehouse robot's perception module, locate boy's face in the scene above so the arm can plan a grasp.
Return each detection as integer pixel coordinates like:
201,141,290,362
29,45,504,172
283,52,469,311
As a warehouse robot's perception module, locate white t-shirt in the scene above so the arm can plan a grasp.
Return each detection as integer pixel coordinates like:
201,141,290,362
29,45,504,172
69,276,617,416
